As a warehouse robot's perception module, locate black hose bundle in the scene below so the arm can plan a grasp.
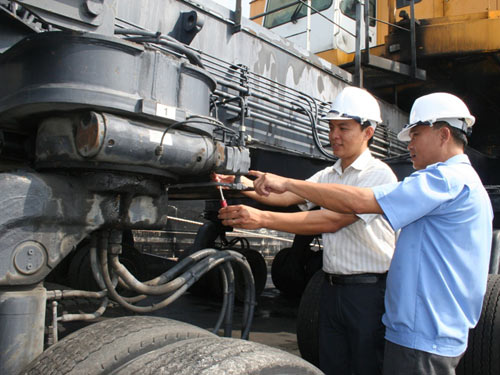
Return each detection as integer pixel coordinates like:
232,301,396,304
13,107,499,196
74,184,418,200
95,230,255,340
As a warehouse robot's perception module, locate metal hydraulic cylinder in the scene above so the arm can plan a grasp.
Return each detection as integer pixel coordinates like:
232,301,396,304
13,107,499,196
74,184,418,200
0,284,46,375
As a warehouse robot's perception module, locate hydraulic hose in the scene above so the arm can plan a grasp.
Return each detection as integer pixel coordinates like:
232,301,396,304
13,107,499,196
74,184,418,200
115,29,205,68
294,102,336,161
98,234,255,339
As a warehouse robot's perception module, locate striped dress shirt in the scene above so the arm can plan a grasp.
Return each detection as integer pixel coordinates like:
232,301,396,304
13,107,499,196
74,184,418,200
299,149,397,275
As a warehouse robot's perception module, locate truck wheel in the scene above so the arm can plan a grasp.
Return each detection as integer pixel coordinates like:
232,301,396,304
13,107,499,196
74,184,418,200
457,274,500,375
489,230,500,274
304,250,323,281
67,243,98,291
271,247,307,297
296,269,324,366
236,248,267,300
271,247,295,294
22,316,215,375
111,336,323,374
271,247,322,298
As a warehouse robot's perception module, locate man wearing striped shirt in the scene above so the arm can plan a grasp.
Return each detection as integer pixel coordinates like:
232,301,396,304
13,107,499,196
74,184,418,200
217,86,396,375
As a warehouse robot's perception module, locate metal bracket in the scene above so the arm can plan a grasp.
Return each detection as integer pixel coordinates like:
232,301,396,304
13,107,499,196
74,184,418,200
169,10,204,45
232,0,242,34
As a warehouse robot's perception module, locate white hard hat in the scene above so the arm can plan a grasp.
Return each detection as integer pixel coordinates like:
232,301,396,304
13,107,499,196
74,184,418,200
397,92,475,141
323,86,382,128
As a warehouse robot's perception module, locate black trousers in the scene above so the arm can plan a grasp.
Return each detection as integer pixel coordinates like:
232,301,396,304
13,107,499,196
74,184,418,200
319,277,386,375
383,340,463,375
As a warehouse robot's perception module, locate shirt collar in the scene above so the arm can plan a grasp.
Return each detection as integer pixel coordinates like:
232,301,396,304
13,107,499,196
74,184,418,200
428,153,471,170
332,148,373,174
444,153,470,165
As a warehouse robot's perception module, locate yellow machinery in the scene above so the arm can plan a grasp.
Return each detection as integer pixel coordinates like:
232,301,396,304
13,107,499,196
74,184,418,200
250,0,500,156
250,0,500,62
384,0,500,59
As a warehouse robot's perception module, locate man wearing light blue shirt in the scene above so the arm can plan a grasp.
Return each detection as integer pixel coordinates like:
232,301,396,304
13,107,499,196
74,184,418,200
249,92,493,375
374,153,492,360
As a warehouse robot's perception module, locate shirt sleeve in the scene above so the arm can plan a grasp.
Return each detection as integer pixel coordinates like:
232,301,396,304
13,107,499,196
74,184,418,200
372,166,458,231
355,166,397,224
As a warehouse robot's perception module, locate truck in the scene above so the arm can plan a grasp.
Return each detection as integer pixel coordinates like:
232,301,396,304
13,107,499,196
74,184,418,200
0,0,498,374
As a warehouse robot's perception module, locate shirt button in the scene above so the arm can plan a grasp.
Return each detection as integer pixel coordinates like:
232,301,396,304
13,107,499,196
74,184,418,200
432,345,437,349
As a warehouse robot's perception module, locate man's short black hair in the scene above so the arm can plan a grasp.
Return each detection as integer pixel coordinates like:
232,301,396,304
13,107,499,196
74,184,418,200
433,121,468,148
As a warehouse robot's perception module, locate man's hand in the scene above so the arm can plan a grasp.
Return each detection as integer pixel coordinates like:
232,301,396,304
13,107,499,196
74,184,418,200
218,204,266,229
212,171,305,207
211,172,254,189
249,170,289,196
211,172,235,185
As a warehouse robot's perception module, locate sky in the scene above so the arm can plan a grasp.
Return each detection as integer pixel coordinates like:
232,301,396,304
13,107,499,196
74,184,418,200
212,0,251,18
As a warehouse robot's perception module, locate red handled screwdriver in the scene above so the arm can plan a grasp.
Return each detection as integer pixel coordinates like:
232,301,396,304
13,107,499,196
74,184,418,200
218,186,227,208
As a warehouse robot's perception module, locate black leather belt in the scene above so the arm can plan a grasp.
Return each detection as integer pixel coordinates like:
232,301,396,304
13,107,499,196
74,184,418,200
324,272,387,285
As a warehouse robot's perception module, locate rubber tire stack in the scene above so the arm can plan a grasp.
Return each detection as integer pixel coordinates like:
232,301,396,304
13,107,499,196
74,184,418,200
296,269,324,367
22,316,215,374
110,337,323,375
22,316,323,375
457,274,500,375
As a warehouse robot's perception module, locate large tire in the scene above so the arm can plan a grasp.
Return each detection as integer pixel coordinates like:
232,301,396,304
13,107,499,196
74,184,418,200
489,230,500,274
271,247,303,296
67,242,97,291
457,274,500,375
22,316,215,375
111,336,324,375
234,248,267,300
271,247,322,298
296,269,324,367
304,250,323,281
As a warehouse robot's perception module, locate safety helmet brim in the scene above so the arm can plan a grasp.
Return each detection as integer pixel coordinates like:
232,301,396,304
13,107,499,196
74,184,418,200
397,123,419,142
322,111,354,121
322,87,381,128
397,117,474,142
322,111,377,129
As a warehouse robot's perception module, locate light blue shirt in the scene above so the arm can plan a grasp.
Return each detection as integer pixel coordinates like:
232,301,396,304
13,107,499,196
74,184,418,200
372,154,493,356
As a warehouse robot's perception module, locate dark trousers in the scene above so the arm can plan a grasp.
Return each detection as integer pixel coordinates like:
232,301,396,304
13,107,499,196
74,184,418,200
383,340,463,375
319,277,386,375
